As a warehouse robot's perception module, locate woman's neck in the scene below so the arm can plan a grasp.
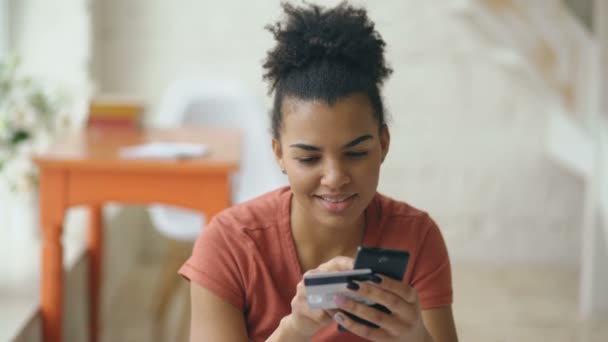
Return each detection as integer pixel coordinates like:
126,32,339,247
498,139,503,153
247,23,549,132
290,198,365,272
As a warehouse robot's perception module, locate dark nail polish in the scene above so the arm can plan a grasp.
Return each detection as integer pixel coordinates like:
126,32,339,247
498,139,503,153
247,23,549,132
347,281,360,291
371,275,382,284
337,324,349,332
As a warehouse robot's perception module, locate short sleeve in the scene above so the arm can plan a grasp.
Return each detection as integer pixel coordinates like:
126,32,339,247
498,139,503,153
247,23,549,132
178,215,248,310
410,217,453,309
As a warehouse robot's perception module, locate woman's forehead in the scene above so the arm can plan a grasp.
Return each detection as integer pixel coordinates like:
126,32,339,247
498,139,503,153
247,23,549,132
281,95,376,129
279,95,378,146
281,93,371,112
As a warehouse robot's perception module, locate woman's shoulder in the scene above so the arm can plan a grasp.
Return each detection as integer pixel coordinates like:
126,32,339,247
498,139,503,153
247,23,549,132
371,192,441,239
371,193,446,261
373,192,433,221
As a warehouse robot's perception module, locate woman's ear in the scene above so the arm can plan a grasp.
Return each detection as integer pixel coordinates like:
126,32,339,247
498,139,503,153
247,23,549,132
380,125,390,163
272,138,286,173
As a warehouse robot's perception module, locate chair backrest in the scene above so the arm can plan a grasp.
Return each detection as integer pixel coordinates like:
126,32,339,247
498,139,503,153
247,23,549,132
154,78,286,203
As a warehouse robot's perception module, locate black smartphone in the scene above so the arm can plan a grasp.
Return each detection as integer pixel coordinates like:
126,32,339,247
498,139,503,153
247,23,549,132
339,247,410,331
353,247,410,280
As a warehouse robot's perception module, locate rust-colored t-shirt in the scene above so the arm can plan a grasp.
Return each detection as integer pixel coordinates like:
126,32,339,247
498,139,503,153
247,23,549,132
179,187,452,341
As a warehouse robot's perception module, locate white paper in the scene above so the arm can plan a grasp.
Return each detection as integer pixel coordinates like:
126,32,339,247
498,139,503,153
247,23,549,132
119,142,209,159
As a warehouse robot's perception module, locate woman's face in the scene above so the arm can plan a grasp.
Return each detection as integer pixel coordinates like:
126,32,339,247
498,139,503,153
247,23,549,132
273,93,390,229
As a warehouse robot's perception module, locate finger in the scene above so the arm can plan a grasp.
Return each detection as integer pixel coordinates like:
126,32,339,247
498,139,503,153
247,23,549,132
304,302,334,325
297,279,338,325
293,291,334,326
313,309,334,325
324,308,341,319
317,256,354,272
296,280,306,294
334,294,406,336
303,268,321,276
298,279,331,325
369,274,418,304
324,309,338,321
347,280,418,322
333,310,390,341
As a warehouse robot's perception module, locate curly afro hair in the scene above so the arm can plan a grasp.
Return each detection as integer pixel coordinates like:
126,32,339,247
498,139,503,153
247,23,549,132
263,1,392,139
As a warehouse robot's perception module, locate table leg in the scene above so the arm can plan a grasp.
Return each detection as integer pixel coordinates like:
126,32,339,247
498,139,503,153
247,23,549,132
88,205,103,342
41,223,64,342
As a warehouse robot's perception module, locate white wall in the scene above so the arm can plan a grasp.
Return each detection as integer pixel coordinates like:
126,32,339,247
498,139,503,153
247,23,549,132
91,0,586,266
10,0,91,121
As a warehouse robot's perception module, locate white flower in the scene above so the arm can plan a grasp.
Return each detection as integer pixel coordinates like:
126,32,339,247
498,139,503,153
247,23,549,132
0,55,72,193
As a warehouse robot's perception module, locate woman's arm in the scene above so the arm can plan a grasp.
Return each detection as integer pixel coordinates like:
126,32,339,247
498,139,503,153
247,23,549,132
266,315,313,342
189,282,248,342
188,256,363,341
189,282,309,342
421,306,458,342
189,281,326,342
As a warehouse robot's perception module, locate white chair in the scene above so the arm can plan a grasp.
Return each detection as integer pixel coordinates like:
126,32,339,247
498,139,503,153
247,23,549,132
149,78,286,337
149,78,286,241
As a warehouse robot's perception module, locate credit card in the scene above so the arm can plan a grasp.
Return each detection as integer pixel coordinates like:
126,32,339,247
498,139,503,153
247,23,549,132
304,269,375,309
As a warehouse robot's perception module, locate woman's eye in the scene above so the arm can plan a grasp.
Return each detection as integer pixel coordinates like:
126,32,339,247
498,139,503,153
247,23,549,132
297,156,320,164
346,151,368,158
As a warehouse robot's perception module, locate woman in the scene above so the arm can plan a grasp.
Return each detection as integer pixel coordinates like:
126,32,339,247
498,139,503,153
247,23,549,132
180,2,458,341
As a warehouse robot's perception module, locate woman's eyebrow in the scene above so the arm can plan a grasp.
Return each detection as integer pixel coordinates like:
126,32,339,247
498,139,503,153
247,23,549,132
289,143,320,151
289,134,373,151
342,134,373,148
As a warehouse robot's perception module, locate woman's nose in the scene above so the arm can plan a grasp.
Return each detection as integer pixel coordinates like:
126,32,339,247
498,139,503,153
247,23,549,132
320,161,350,189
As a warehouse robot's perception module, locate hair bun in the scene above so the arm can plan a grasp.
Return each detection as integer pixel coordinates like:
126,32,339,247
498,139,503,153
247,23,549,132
263,2,392,91
307,36,338,49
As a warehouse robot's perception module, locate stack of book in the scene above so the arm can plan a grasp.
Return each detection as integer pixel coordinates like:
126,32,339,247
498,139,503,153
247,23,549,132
87,96,144,129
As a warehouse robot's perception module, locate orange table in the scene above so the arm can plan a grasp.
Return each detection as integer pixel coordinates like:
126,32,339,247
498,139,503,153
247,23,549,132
34,127,240,342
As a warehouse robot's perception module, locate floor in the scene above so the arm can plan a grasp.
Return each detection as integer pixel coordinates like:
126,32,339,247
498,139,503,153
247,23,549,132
451,265,608,342
101,263,190,342
99,259,608,342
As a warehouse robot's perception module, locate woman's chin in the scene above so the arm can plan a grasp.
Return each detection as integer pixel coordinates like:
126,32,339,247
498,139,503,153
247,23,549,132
313,207,363,230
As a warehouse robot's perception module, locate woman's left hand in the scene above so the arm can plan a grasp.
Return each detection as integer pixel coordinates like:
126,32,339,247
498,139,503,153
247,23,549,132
333,274,432,342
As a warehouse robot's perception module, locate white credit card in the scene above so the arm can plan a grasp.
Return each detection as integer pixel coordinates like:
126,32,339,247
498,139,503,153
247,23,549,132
304,269,376,309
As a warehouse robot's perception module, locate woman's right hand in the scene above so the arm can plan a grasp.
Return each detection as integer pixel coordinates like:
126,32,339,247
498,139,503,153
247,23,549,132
282,256,355,339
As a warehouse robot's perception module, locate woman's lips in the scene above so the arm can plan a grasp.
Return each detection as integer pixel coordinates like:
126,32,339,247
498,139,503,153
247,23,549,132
314,194,357,213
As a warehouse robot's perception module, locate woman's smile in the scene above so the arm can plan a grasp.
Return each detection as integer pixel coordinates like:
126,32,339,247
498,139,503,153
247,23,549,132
313,193,358,214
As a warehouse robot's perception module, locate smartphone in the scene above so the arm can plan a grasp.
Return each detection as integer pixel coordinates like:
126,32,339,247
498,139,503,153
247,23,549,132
339,247,410,331
353,247,410,280
304,268,374,309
